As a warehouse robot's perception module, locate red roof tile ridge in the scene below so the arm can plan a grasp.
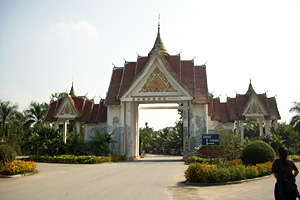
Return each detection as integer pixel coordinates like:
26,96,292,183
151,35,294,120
94,100,102,123
84,100,94,123
117,66,126,99
104,67,123,105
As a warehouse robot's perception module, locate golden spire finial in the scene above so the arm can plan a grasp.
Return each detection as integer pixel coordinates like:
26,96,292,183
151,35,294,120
148,15,170,57
69,81,77,98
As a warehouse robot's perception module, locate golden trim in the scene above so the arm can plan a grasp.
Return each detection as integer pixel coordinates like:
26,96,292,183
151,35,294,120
59,103,75,115
246,102,263,114
139,67,177,93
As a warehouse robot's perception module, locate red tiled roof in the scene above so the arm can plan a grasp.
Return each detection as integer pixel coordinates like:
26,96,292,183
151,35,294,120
194,66,209,103
180,61,195,96
220,103,229,123
44,96,107,124
227,97,239,121
96,100,107,122
209,86,280,123
105,55,209,105
118,62,136,97
105,67,123,106
211,98,221,121
44,101,57,122
135,57,149,78
266,97,281,120
80,100,93,122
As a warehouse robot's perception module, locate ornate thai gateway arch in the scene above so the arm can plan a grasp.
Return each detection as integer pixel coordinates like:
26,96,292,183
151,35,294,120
105,26,209,159
44,24,281,160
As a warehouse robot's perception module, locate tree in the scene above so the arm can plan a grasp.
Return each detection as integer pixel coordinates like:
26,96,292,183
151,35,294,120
290,101,300,134
24,102,49,127
0,100,18,139
244,119,259,140
218,130,241,160
50,92,66,101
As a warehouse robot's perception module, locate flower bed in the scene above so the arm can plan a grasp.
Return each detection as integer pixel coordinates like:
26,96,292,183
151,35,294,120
185,161,272,183
28,155,125,164
1,160,37,176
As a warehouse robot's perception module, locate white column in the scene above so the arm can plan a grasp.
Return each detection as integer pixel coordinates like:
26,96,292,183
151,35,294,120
183,101,189,158
236,120,240,135
125,101,133,158
274,120,278,129
63,121,67,144
55,121,59,130
131,102,139,158
240,121,244,145
265,120,271,135
76,122,80,134
84,125,88,141
258,118,264,136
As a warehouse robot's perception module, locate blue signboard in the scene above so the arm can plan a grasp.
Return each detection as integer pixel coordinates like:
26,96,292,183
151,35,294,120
202,134,220,145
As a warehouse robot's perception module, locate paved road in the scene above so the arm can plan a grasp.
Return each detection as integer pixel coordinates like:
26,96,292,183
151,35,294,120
1,155,300,200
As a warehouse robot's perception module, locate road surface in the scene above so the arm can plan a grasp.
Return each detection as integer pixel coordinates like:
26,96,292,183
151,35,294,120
1,154,300,200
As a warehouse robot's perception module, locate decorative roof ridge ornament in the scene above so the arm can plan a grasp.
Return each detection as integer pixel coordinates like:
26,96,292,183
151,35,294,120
148,16,170,57
246,79,256,96
69,81,77,98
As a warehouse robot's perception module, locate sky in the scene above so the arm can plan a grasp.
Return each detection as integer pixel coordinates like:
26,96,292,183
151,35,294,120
0,0,299,130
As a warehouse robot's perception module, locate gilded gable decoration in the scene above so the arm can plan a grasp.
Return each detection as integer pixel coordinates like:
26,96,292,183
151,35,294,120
139,67,177,93
246,102,263,115
59,103,76,115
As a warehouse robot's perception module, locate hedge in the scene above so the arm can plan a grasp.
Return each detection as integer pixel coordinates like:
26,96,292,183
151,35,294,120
28,155,125,164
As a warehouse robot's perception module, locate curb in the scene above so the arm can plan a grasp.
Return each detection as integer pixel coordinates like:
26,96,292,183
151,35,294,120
185,175,272,186
0,172,35,178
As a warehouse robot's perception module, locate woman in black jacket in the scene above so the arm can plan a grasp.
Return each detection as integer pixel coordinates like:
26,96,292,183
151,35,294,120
272,146,299,200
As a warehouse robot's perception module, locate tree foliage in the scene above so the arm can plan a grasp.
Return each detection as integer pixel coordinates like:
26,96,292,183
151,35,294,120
290,101,300,134
139,120,183,154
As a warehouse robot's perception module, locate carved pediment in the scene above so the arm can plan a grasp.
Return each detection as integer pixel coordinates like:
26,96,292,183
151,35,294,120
245,102,263,115
139,67,177,93
59,103,76,115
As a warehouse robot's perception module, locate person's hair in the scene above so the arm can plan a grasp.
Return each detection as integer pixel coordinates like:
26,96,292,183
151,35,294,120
278,146,288,166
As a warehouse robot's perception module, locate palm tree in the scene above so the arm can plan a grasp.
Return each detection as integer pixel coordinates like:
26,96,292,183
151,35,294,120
0,100,18,139
290,101,300,134
24,102,48,127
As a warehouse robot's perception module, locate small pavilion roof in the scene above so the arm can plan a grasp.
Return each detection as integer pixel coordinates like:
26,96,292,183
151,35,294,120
208,82,281,123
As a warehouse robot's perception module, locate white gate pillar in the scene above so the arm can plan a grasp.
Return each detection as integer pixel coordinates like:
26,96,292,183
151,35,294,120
183,101,189,158
240,121,244,145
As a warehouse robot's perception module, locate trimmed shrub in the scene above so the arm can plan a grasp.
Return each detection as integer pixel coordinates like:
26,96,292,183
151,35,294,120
241,141,275,165
1,160,36,175
0,145,17,162
28,155,125,164
185,161,272,183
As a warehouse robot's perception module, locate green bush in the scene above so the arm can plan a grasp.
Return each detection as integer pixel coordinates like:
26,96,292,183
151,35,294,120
241,141,275,165
0,145,17,162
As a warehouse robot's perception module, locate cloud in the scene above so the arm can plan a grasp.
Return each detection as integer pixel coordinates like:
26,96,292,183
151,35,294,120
43,20,98,41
